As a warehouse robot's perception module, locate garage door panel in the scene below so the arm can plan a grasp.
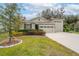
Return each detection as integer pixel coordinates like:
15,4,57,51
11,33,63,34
39,25,54,33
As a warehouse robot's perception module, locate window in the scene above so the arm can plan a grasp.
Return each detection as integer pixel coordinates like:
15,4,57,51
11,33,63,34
40,26,43,28
40,25,53,28
44,26,46,28
54,21,61,23
50,26,53,28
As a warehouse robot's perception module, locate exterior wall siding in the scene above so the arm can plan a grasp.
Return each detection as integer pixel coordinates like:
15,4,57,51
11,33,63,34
54,20,63,32
26,24,31,29
20,23,24,30
31,23,35,29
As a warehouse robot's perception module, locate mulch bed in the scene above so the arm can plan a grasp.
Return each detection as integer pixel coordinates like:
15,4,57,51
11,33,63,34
0,37,21,46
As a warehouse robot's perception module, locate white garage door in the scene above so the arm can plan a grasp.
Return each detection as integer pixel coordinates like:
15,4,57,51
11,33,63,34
39,24,54,33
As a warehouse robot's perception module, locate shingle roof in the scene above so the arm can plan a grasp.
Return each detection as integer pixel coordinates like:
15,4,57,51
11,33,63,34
23,17,64,24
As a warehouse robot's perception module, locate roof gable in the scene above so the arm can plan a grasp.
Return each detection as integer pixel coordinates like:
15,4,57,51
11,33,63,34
31,17,52,22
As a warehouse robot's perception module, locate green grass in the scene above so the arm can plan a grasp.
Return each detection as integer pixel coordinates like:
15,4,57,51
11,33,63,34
70,32,79,34
0,35,79,56
74,32,79,34
0,33,8,41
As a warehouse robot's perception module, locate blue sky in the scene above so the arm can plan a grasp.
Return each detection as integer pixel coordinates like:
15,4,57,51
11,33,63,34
4,3,79,20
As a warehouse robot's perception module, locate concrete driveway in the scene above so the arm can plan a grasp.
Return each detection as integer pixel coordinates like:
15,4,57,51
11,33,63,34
46,32,79,53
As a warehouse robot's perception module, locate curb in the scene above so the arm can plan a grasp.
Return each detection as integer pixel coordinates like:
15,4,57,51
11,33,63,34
0,40,22,48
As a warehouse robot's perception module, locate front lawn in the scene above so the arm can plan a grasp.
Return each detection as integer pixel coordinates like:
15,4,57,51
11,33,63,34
0,35,78,56
69,32,79,34
73,32,79,34
0,33,8,42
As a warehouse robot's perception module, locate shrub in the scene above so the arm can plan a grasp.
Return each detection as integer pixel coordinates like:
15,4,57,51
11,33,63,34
34,31,45,35
18,29,45,35
25,30,45,35
18,29,29,32
12,31,23,37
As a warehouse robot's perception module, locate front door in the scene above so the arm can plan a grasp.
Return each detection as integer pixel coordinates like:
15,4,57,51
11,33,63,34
35,24,39,30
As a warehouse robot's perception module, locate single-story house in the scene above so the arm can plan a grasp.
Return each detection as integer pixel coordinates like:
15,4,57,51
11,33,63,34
20,17,64,33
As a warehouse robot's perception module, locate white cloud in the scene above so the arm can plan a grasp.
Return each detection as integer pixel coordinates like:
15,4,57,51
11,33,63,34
31,3,55,7
65,4,79,10
64,9,74,15
55,5,62,9
23,13,38,20
64,4,79,15
24,3,57,12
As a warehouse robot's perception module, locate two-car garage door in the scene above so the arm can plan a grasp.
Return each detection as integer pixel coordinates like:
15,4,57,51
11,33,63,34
39,24,54,33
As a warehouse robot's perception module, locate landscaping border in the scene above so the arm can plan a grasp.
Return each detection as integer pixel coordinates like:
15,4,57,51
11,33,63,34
0,40,22,48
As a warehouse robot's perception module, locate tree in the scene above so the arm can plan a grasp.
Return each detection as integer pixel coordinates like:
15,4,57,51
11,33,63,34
41,9,51,19
13,14,24,31
64,15,79,32
41,8,64,19
75,21,79,32
0,3,22,43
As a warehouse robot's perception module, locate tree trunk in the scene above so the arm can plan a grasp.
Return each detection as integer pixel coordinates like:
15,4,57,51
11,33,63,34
9,28,12,43
9,15,13,43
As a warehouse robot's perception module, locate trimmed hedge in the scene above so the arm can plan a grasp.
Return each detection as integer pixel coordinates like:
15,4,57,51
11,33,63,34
13,29,45,36
18,29,43,32
19,29,45,35
18,29,29,32
26,31,45,35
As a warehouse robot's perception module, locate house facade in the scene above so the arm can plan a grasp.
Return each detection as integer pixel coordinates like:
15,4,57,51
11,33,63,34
20,17,64,33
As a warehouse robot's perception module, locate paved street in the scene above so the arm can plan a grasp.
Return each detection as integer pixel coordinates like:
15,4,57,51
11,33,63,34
46,32,79,53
